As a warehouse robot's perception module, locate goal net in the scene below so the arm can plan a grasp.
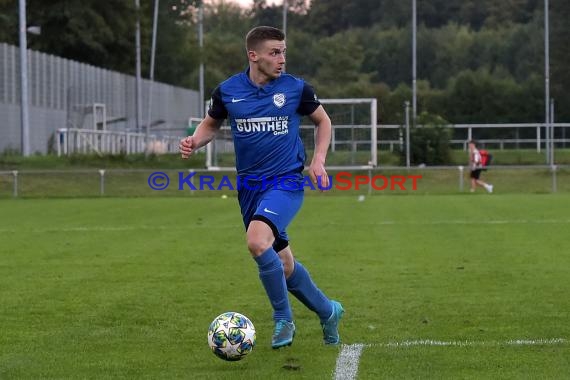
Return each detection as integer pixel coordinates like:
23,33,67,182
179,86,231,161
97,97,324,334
205,98,377,170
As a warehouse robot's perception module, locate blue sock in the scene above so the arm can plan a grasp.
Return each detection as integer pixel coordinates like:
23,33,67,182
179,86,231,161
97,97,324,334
286,261,332,322
254,247,292,322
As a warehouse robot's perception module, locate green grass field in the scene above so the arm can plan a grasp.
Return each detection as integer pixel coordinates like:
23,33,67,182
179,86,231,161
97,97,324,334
1,195,569,379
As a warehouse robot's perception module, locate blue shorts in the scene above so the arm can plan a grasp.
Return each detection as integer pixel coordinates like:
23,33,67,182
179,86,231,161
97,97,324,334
238,175,304,251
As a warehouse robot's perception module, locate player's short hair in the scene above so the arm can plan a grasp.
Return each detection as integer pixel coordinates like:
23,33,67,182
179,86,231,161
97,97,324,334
246,26,285,51
468,139,478,146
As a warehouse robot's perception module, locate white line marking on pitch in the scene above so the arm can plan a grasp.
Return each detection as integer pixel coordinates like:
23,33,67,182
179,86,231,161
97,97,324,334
381,338,566,347
369,219,570,226
333,338,567,380
0,224,239,234
1,219,569,234
333,344,365,380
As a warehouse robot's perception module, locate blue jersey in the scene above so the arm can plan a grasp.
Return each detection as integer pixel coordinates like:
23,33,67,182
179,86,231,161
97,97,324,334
208,69,320,178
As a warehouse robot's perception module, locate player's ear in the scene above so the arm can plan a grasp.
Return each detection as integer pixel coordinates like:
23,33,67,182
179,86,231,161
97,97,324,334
248,50,258,62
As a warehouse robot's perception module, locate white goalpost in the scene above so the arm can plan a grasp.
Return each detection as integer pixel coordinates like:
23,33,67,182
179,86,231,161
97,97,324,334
205,98,377,171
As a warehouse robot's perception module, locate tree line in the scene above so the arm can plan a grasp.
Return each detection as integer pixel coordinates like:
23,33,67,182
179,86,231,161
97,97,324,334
1,0,568,124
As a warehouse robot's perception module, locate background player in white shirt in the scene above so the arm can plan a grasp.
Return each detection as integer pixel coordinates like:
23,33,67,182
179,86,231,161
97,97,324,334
469,140,493,193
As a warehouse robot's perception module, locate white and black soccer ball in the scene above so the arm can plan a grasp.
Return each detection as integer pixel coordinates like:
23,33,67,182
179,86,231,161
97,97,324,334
207,312,256,361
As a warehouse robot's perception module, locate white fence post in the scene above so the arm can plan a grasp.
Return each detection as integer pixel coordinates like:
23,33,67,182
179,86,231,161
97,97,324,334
12,170,18,197
99,169,105,196
551,164,557,193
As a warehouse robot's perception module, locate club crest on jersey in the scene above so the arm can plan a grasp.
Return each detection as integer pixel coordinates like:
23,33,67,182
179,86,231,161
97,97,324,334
273,93,286,108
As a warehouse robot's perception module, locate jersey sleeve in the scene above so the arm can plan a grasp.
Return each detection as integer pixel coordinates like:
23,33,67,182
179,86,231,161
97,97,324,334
296,82,321,116
207,86,228,120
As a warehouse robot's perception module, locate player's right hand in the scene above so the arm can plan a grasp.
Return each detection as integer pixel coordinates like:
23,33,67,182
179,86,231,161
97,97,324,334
179,136,195,159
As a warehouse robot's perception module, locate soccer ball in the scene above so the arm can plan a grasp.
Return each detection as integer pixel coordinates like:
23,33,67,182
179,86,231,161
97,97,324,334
207,312,256,361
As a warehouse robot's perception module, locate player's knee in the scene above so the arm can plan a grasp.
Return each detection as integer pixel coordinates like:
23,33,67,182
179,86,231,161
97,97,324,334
246,221,275,256
246,235,273,257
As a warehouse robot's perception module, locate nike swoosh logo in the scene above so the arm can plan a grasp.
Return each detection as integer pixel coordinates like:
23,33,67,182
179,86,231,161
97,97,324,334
231,98,246,103
263,207,279,215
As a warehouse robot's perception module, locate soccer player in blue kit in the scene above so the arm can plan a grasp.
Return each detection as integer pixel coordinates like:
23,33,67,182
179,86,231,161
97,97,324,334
179,26,343,349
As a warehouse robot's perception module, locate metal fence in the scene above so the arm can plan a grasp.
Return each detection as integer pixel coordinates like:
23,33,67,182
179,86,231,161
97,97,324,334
380,123,570,152
55,129,184,155
0,43,200,154
1,166,567,198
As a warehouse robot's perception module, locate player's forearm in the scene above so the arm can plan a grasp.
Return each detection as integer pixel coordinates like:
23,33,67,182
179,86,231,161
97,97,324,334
312,120,332,163
191,121,219,149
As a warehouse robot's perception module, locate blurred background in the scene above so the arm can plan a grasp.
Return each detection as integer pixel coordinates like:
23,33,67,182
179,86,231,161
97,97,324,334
1,0,569,195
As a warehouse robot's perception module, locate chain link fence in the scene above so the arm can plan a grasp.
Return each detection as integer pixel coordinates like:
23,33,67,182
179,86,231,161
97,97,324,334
0,43,199,154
